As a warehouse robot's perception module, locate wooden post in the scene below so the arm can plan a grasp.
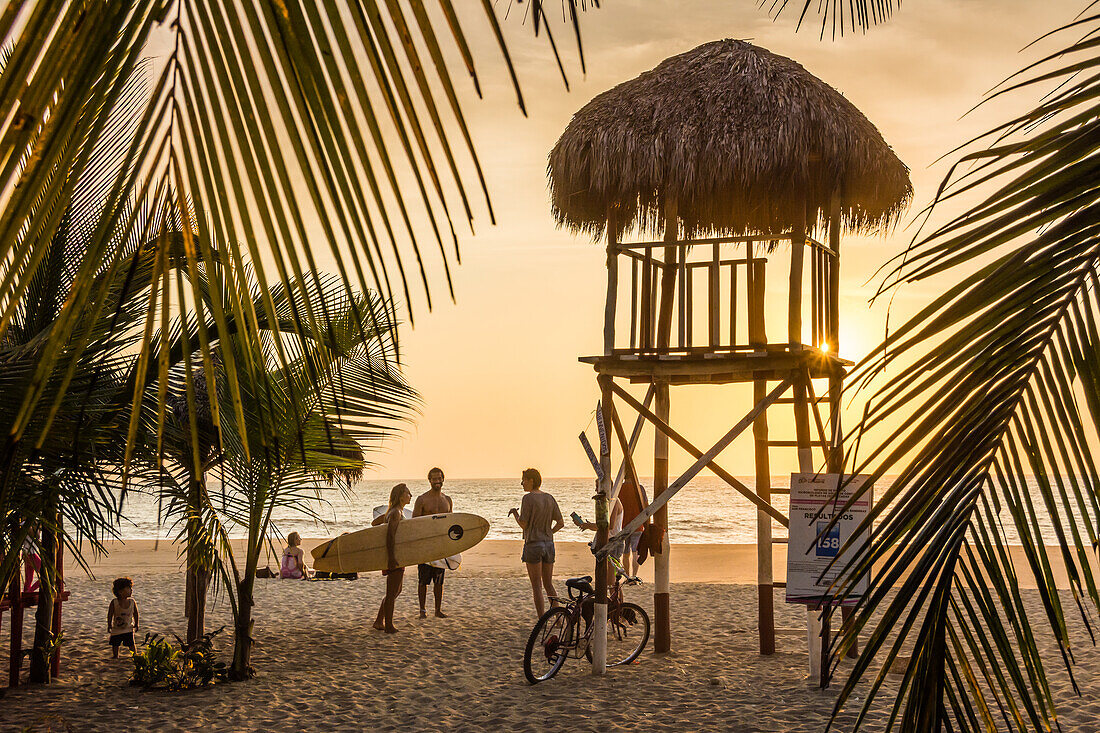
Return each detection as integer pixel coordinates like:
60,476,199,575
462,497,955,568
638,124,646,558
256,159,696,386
709,242,720,347
750,261,766,354
789,215,806,349
8,569,21,686
678,255,687,347
828,194,841,356
794,370,827,682
592,376,614,675
653,381,671,653
827,191,857,661
655,201,679,350
749,258,774,654
808,605,824,680
604,214,619,356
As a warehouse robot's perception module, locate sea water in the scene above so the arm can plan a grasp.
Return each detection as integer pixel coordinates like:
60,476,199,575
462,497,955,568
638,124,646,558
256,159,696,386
113,475,1079,545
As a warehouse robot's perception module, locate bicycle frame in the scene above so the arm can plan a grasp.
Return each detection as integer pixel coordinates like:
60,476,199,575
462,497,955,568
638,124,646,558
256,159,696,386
546,573,636,659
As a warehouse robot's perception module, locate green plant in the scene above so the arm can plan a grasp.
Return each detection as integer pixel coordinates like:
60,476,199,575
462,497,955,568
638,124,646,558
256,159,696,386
129,627,228,690
172,627,228,689
129,634,180,690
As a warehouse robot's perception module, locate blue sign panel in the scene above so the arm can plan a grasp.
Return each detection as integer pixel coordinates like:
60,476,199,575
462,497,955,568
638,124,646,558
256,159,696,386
815,522,840,558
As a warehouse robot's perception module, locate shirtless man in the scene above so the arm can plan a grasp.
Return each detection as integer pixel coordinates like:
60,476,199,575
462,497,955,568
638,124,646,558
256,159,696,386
413,467,452,618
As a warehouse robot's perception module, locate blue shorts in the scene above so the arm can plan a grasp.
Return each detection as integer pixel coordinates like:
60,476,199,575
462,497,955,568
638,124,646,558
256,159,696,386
522,541,555,564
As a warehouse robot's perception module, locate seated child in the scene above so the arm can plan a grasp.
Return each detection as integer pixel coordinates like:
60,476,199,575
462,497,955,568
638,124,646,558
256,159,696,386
280,532,311,579
107,577,139,658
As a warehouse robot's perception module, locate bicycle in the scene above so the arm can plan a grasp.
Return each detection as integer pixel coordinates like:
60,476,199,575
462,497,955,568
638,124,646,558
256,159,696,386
522,560,651,684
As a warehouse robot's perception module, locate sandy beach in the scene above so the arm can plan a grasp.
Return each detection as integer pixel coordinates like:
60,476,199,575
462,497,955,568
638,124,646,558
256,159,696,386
2,541,1099,732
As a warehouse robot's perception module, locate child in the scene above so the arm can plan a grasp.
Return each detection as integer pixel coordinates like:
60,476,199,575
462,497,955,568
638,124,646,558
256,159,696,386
372,483,411,633
107,577,139,658
280,532,311,579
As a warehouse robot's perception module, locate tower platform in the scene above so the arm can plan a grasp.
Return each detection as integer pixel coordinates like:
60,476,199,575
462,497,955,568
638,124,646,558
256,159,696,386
579,346,850,385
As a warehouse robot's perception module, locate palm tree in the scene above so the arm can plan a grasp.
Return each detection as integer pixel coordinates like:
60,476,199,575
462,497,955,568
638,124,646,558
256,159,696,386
0,2,577,488
184,279,416,679
0,1,574,676
152,266,417,645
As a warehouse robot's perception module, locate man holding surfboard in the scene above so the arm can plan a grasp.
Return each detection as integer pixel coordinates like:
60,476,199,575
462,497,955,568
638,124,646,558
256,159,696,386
413,467,453,619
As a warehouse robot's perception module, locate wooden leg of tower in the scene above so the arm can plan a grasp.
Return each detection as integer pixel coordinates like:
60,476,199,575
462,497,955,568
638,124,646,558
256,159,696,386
653,382,671,653
593,376,613,675
794,371,827,683
828,371,858,659
754,378,774,655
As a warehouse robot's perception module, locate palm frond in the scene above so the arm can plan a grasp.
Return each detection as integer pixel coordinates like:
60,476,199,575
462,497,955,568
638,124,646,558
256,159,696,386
830,13,1100,732
761,0,898,37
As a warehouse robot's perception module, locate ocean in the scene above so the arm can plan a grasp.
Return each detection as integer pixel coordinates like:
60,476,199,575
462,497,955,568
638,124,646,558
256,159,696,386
114,475,1078,546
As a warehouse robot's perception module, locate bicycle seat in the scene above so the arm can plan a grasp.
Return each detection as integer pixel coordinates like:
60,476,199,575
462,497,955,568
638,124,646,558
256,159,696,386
565,576,594,595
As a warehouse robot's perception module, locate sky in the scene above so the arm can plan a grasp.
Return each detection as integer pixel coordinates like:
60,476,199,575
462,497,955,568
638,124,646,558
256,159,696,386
348,0,1084,481
145,1,1088,480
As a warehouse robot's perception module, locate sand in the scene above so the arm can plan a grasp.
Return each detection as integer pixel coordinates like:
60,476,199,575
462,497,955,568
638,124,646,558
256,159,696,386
2,540,1099,732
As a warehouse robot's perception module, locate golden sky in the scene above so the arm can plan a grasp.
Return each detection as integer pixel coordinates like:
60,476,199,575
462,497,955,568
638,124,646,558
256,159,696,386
147,1,1086,480
359,0,1083,480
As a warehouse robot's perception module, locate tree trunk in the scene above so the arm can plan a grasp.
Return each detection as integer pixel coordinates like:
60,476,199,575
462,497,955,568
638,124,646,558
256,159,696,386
28,520,56,683
184,472,210,644
229,574,256,680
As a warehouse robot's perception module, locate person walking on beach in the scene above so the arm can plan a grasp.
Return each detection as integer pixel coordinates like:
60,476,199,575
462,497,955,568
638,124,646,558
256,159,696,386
509,468,563,618
107,577,139,658
413,467,452,619
373,483,412,633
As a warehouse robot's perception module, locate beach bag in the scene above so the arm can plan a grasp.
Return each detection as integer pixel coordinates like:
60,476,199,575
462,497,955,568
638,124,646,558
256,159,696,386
429,554,461,571
314,571,359,580
255,566,277,579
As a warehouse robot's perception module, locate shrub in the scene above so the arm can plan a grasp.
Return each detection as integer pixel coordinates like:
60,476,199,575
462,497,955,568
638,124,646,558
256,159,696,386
129,627,227,690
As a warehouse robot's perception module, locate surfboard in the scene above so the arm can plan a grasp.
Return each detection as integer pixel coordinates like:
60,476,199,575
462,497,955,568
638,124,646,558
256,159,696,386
311,512,489,574
372,505,413,521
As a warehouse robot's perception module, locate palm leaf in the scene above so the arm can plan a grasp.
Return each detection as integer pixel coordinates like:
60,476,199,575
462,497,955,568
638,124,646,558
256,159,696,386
829,12,1100,732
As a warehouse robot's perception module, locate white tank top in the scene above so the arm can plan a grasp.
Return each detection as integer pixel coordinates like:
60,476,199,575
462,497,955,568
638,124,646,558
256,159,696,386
109,598,136,634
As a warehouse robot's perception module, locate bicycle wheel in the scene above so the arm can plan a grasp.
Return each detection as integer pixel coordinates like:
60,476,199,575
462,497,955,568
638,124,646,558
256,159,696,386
584,602,650,667
607,602,651,666
523,607,573,684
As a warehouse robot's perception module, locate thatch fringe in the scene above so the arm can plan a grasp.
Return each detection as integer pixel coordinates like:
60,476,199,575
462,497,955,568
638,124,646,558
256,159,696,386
548,39,913,240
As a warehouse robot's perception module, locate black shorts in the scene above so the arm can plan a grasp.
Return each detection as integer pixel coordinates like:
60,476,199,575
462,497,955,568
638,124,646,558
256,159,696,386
109,632,135,649
418,564,445,586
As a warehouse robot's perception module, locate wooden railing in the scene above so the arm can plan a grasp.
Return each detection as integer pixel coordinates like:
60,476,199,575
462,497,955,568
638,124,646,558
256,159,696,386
606,234,837,357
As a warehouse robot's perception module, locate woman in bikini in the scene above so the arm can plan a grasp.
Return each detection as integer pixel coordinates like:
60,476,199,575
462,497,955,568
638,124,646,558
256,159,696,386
372,483,411,633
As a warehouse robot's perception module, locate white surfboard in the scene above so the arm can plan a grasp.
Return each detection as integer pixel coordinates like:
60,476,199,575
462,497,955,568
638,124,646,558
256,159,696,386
311,512,488,574
372,505,413,520
372,506,461,570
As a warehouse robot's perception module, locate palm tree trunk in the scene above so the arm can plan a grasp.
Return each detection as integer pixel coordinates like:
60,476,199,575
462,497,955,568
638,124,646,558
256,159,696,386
230,496,263,681
28,516,56,683
184,472,210,644
229,573,256,680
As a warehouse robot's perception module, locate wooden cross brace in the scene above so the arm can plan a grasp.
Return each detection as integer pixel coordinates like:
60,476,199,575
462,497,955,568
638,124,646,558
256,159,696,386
595,378,792,560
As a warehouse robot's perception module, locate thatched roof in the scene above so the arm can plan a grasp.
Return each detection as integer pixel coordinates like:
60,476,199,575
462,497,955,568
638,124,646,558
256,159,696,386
548,39,912,239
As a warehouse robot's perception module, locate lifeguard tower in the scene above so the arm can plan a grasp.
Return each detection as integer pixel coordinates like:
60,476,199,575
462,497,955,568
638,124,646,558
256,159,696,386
548,40,912,668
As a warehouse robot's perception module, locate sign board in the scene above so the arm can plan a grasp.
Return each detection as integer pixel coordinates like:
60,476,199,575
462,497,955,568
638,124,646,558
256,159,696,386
578,432,604,481
595,401,609,454
785,473,872,605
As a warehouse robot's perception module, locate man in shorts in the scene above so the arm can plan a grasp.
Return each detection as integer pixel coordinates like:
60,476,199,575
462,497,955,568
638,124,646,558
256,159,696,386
413,467,452,618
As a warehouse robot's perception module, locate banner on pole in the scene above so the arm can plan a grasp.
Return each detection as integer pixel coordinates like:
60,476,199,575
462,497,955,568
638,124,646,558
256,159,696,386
785,473,872,605
595,401,609,455
579,432,604,481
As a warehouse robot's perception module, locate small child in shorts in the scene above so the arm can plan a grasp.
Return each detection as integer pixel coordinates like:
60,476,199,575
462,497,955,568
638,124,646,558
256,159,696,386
107,577,139,658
